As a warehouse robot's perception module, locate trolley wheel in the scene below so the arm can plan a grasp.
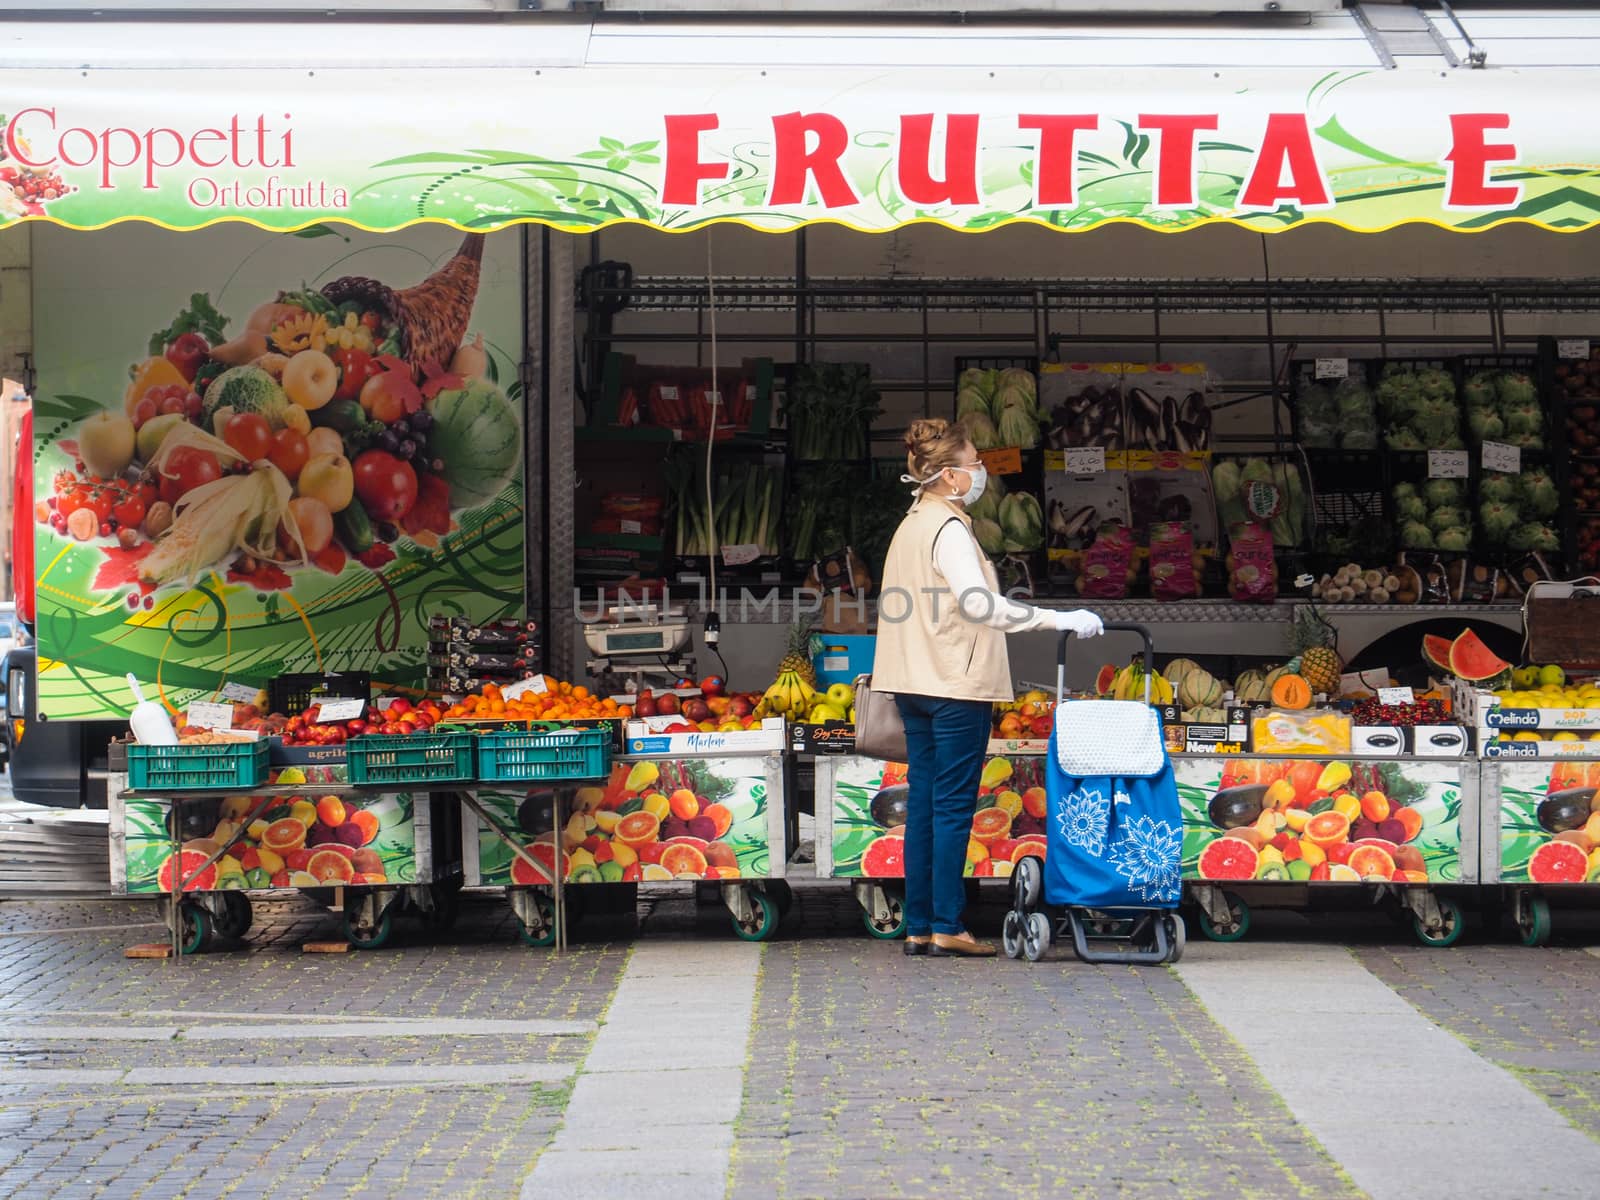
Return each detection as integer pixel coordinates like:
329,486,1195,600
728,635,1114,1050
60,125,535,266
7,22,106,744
1520,895,1552,948
1198,892,1250,943
1162,913,1187,964
1014,855,1044,911
211,893,253,940
1413,897,1464,949
344,907,393,951
177,902,208,956
862,890,907,940
765,880,795,919
518,892,556,948
733,890,778,942
1021,911,1052,962
1001,910,1025,959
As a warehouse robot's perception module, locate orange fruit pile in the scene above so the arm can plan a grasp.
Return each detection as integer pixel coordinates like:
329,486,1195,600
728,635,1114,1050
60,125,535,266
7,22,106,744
442,679,632,723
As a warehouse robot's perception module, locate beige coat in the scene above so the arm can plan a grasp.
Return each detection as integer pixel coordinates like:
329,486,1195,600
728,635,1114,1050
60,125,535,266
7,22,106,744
872,493,1013,702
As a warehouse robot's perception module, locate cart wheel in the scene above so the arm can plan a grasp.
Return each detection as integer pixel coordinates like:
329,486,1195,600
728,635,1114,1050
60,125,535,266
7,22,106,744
1520,895,1552,948
765,880,795,919
1014,856,1044,911
1198,892,1250,943
1001,910,1025,959
733,890,778,942
862,890,907,939
1413,897,1463,949
518,892,556,948
1021,911,1051,962
211,893,253,940
177,903,208,956
1162,913,1187,964
344,908,393,951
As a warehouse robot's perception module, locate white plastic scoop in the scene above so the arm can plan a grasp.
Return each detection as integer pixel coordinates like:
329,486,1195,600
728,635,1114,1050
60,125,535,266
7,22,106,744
127,673,177,746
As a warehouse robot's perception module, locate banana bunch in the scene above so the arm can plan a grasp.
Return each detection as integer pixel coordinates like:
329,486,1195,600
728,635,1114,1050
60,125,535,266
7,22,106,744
761,669,816,718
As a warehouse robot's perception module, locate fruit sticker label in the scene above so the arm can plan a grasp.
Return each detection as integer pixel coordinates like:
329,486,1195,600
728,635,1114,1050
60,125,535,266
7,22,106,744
120,789,419,894
1175,758,1463,884
1499,761,1600,884
829,755,1050,879
470,756,775,885
31,222,525,720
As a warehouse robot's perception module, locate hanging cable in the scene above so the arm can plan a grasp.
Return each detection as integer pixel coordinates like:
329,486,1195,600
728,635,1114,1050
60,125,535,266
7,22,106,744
702,232,723,669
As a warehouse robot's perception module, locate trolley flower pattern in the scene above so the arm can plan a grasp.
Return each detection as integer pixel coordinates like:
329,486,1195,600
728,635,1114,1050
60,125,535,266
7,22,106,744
1107,814,1184,905
1058,785,1111,858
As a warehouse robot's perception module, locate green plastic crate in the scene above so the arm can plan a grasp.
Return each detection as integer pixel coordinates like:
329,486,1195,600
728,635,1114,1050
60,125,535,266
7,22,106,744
346,731,476,786
128,740,269,792
477,725,612,783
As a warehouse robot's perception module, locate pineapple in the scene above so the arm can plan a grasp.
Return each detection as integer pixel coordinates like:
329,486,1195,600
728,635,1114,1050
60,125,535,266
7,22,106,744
1289,606,1342,696
781,618,818,688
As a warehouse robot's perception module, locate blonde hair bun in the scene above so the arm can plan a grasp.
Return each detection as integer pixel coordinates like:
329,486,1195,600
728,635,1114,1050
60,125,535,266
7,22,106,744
905,417,970,483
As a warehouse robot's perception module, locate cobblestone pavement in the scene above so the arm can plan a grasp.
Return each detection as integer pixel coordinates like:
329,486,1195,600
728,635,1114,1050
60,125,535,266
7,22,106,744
5,886,1600,1199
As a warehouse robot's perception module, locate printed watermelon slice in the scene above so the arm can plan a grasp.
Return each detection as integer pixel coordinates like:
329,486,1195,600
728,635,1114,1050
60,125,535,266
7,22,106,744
1448,628,1511,682
1421,634,1454,673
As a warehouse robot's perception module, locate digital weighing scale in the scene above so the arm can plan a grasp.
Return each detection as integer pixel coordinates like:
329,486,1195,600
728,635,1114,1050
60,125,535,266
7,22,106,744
581,604,697,697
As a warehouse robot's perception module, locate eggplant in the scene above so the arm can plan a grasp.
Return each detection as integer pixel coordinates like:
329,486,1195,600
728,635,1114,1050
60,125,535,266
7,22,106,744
1537,788,1596,834
1208,784,1267,829
870,784,910,829
1161,394,1179,449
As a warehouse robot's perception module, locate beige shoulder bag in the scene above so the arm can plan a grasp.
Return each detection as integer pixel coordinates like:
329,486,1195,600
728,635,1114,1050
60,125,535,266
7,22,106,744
851,674,907,761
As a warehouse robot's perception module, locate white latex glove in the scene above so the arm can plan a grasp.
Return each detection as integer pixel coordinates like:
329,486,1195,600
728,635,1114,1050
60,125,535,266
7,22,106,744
1053,609,1104,637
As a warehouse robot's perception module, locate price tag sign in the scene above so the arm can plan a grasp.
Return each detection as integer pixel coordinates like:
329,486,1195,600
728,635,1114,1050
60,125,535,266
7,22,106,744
185,701,235,732
1377,686,1416,706
978,446,1023,476
1063,447,1106,474
316,698,366,722
1558,338,1591,360
619,519,642,535
721,543,761,566
1427,449,1469,479
218,681,259,704
1314,357,1349,380
1481,440,1522,475
504,675,549,700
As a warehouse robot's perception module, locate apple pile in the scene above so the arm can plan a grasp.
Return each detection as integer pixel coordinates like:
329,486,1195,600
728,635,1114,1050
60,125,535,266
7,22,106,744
280,697,446,746
632,676,768,733
993,689,1056,740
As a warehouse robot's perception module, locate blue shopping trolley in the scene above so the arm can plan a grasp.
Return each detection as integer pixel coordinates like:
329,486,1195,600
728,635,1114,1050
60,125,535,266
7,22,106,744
1004,622,1185,965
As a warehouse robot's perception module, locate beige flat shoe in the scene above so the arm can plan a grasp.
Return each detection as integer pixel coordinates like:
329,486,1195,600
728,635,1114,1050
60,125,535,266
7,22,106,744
903,935,931,957
929,931,996,957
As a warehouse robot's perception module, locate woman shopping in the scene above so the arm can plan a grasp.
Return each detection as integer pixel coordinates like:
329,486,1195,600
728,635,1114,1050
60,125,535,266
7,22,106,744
873,419,1103,957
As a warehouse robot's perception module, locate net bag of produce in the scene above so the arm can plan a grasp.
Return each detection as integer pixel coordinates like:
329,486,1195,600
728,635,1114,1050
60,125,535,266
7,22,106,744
1043,697,1182,911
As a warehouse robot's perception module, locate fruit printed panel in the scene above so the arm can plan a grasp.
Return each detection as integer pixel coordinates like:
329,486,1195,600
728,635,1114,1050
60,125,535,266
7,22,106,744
122,785,419,894
830,756,1050,880
1500,761,1600,884
31,223,524,720
1175,758,1463,884
474,757,772,885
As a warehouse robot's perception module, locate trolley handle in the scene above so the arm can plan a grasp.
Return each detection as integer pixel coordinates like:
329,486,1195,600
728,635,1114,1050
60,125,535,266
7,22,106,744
1055,621,1156,706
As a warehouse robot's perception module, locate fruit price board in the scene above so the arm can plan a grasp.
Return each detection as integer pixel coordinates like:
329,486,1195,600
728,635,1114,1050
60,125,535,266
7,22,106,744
1495,761,1600,884
818,753,1470,886
462,754,787,887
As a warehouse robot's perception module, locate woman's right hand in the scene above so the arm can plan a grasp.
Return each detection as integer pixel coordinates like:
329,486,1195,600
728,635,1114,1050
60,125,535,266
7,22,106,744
1053,609,1104,637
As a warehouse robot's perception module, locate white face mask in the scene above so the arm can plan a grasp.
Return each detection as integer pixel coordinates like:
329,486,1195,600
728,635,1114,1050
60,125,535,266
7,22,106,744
902,462,988,507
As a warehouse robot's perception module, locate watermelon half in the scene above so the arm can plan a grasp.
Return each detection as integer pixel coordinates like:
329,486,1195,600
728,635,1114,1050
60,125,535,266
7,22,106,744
1448,628,1511,682
1421,634,1454,673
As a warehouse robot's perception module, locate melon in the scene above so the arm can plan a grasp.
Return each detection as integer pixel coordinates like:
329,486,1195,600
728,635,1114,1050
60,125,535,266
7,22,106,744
1163,658,1205,691
1421,634,1454,673
1197,835,1260,881
1233,669,1270,703
1178,668,1224,710
1448,628,1511,682
860,834,905,877
1528,839,1588,884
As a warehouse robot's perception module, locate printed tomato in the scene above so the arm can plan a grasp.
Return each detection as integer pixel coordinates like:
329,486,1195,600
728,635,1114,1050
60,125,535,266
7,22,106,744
352,449,418,522
223,412,273,461
267,428,310,481
112,493,146,530
159,446,221,505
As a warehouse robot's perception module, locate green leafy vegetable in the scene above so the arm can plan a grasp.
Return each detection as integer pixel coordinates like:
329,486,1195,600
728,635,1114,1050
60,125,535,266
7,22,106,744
147,292,229,357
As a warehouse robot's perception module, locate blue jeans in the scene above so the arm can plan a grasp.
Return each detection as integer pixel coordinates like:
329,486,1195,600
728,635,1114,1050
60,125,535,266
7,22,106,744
894,693,992,937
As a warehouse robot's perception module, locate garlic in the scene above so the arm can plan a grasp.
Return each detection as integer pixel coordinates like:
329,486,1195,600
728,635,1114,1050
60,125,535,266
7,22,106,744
1370,587,1391,603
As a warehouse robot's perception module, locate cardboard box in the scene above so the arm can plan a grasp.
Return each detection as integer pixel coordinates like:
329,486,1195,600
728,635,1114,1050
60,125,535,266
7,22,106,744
986,737,1050,757
790,720,856,754
624,717,786,756
1408,725,1474,758
810,634,875,688
1483,739,1600,760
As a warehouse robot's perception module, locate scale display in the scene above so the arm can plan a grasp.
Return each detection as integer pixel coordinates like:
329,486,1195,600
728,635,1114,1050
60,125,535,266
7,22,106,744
604,630,671,652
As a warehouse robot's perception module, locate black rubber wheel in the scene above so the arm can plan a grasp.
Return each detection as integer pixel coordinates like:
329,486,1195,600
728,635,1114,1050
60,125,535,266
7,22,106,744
765,880,795,918
211,892,253,940
1413,897,1464,948
1021,911,1052,962
1015,856,1044,911
1519,895,1552,948
1198,892,1250,943
344,907,393,950
862,890,907,939
1163,913,1187,964
177,903,208,956
1001,910,1025,959
733,890,778,941
518,892,556,948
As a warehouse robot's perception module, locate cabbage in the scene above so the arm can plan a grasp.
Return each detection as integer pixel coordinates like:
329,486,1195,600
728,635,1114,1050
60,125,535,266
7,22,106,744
1341,427,1379,450
1478,473,1517,505
1497,372,1537,408
1429,505,1469,532
1518,468,1560,517
998,492,1044,551
1480,500,1518,543
1468,408,1505,442
1385,428,1425,451
957,368,992,396
1401,520,1436,549
958,411,1000,451
1463,372,1498,410
972,516,1005,556
204,366,289,429
1396,494,1428,522
996,402,1040,449
1504,404,1543,437
1211,460,1242,504
1509,522,1560,553
426,379,520,507
1437,526,1472,552
956,386,992,420
1412,398,1462,446
1423,479,1464,508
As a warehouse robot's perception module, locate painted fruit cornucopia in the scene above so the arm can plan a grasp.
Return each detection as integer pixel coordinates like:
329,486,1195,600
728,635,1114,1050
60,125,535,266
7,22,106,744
38,234,521,600
1188,759,1435,883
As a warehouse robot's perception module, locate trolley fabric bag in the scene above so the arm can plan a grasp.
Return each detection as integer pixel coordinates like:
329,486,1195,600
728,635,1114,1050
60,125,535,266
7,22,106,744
1042,698,1182,911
